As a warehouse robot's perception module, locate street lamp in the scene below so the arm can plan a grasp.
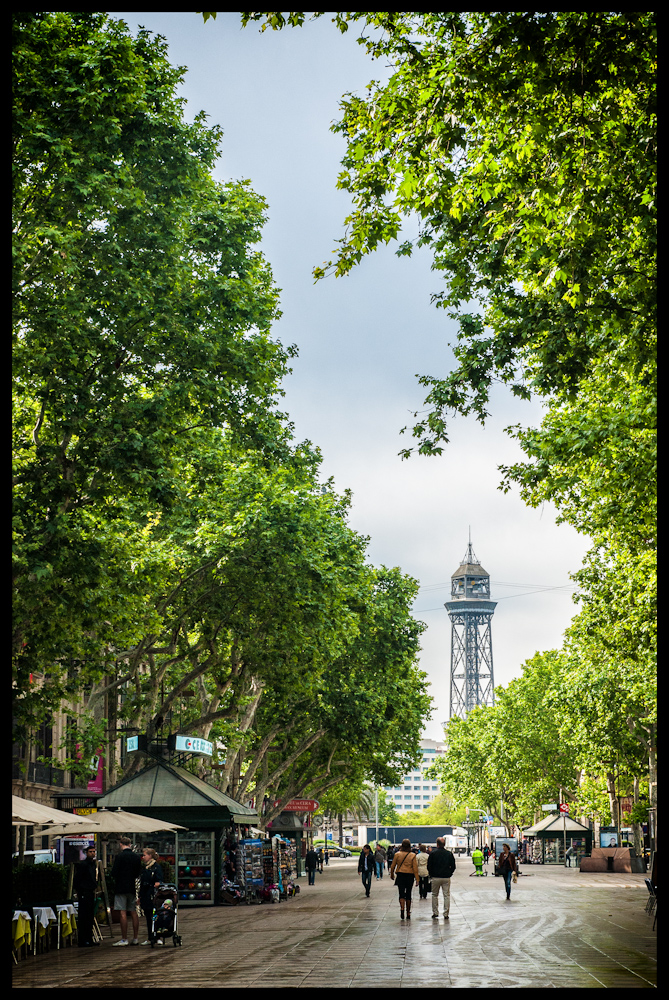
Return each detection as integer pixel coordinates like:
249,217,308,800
469,808,488,849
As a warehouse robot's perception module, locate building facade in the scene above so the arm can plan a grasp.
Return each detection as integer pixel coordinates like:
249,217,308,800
382,739,446,813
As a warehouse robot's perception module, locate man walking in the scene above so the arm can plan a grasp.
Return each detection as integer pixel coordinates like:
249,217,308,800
374,843,386,879
305,846,318,885
358,844,375,897
111,837,142,946
427,836,456,920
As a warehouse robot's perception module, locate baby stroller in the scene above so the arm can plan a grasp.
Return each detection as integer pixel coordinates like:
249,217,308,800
151,884,182,947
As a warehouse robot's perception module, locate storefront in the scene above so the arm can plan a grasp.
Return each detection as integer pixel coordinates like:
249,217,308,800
95,760,258,906
521,813,593,865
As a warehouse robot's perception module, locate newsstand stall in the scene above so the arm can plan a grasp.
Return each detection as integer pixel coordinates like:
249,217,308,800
95,740,258,907
521,813,593,865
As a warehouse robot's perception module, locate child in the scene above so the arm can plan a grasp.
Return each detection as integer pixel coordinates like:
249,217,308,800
153,898,175,944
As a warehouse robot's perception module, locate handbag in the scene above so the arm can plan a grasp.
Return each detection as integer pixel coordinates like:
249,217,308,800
512,871,518,883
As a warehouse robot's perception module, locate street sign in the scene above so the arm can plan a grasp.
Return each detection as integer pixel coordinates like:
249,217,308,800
172,734,213,757
542,803,558,811
559,803,570,814
273,799,320,812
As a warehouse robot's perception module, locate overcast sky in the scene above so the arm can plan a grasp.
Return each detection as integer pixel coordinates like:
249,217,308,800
110,12,591,739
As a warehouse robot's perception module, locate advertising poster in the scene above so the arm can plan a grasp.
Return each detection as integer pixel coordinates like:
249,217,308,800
600,832,619,848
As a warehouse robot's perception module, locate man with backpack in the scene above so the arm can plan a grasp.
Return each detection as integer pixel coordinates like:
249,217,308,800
427,836,456,920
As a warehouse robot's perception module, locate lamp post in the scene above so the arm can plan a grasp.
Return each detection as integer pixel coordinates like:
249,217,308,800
469,808,488,850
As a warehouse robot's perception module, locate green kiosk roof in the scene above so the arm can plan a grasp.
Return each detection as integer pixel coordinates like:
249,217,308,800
96,760,258,825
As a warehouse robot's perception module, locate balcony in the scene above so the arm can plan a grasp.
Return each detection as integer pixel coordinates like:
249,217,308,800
12,759,65,787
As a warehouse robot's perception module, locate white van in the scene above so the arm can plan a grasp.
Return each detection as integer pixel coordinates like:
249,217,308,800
13,848,57,865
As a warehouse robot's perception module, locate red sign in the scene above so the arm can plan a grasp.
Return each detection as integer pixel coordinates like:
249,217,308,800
559,803,570,814
273,799,320,812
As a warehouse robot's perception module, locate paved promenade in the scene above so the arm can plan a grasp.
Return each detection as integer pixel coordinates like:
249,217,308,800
13,857,656,988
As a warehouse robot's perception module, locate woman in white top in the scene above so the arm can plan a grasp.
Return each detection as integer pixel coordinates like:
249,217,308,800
416,844,430,899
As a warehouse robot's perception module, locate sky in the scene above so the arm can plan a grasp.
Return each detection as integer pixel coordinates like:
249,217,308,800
110,12,591,739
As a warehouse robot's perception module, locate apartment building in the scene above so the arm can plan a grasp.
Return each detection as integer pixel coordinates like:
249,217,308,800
382,738,445,812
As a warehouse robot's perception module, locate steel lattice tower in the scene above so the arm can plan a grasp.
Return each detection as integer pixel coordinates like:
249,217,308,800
446,538,497,718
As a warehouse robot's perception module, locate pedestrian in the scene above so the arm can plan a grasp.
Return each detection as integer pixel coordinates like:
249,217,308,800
358,844,375,897
565,845,574,868
374,843,386,879
483,844,490,865
390,838,419,919
427,835,456,920
138,847,164,945
498,842,517,900
111,836,142,946
73,845,100,947
416,844,430,899
471,846,483,876
386,845,394,872
317,847,324,873
305,846,318,885
324,846,330,866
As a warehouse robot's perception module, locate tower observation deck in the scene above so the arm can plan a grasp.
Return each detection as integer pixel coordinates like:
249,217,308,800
445,539,496,719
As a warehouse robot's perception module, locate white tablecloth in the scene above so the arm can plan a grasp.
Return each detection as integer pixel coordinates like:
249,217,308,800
32,906,57,930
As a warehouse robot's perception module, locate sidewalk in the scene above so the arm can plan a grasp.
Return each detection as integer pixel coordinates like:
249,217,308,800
12,858,656,988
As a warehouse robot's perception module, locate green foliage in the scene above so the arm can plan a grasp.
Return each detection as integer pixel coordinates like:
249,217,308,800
236,10,656,809
430,650,649,829
13,12,291,728
398,792,466,828
13,862,70,908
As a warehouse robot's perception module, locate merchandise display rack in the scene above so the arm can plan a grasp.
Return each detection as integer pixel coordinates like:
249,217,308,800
177,830,214,904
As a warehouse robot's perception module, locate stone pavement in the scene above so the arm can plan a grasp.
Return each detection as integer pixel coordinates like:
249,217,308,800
12,857,657,988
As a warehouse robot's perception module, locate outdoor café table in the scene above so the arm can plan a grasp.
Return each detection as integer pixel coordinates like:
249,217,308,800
31,906,57,955
55,904,78,948
12,910,32,962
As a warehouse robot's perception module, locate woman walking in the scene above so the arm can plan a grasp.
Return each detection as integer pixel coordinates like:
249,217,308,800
416,844,430,899
390,839,419,919
139,847,164,945
498,842,517,900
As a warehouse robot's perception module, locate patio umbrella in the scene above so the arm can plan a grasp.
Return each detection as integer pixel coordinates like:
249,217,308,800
12,795,102,827
45,809,187,836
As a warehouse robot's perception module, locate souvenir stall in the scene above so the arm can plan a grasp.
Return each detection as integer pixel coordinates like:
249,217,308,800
266,811,305,880
522,813,593,865
94,757,257,906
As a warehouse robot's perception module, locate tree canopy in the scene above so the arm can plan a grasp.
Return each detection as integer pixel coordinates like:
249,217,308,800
226,11,656,824
13,12,433,818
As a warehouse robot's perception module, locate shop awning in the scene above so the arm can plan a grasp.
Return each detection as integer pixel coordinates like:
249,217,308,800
95,761,258,823
12,795,101,828
44,809,188,836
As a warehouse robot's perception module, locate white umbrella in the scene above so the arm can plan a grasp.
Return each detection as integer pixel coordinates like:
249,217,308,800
12,795,102,828
45,809,187,836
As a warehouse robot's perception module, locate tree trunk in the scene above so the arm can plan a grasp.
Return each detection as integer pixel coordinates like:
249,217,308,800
605,772,619,830
632,775,644,856
648,723,657,855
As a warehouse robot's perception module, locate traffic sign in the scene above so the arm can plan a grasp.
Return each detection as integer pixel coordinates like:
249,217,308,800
559,803,569,814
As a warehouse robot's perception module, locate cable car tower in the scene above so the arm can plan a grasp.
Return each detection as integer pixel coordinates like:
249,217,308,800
446,536,497,718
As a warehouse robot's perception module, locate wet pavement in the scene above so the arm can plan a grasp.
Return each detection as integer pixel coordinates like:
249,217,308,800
13,857,656,988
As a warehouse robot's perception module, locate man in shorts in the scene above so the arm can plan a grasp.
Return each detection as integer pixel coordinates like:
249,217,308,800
111,837,142,946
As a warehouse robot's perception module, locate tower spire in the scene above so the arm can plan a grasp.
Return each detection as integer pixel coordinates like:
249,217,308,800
446,536,496,718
